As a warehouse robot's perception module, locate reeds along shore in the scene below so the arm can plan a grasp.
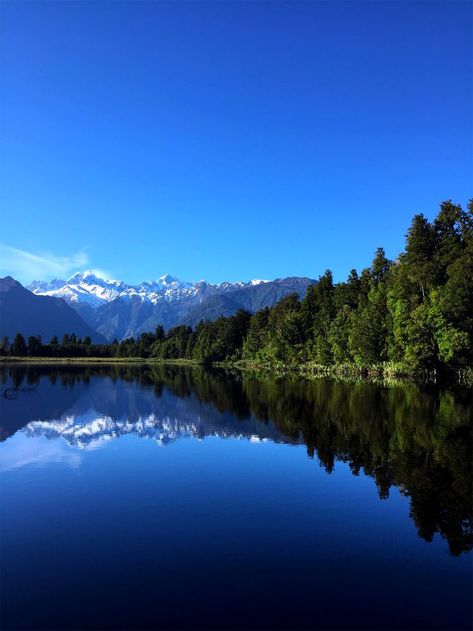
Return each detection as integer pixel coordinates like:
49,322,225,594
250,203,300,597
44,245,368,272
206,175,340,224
1,356,472,386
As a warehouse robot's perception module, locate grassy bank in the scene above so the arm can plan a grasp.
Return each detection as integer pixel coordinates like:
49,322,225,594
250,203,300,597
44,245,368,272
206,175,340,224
0,356,200,366
0,356,146,364
1,356,471,386
218,359,473,387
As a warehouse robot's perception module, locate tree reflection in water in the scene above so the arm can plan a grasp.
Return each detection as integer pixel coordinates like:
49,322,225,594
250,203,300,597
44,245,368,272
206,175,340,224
1,363,471,556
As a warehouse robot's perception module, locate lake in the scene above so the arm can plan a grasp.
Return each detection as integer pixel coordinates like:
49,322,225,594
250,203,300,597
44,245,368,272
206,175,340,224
0,364,471,630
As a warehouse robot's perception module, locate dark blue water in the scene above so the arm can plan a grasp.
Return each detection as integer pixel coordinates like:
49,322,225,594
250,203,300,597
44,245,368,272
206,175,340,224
1,365,471,630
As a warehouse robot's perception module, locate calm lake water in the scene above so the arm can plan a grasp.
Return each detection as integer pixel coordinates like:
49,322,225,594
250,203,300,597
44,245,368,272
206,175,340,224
0,364,471,631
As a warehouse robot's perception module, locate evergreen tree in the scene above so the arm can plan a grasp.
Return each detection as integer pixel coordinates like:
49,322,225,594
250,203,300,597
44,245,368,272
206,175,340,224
12,333,27,356
404,213,436,297
433,200,466,282
371,247,392,283
242,308,270,359
155,325,165,342
328,304,354,363
27,335,42,356
349,285,388,365
0,336,9,355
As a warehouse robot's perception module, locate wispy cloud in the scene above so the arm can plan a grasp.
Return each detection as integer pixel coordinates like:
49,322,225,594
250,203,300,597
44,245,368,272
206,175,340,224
0,433,82,472
0,244,91,283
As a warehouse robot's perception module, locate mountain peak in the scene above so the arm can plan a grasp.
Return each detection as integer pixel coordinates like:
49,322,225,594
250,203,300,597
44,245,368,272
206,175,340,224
0,276,106,342
158,274,179,284
0,275,22,292
68,270,104,282
250,279,270,286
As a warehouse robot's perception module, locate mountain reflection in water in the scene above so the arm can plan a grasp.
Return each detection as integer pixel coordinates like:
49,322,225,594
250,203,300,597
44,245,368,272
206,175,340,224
1,364,471,558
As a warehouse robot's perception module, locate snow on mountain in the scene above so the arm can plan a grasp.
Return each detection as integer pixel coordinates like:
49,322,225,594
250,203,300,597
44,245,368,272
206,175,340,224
28,272,270,307
28,278,66,292
25,272,313,341
250,279,270,286
23,412,204,448
28,271,129,307
22,411,280,450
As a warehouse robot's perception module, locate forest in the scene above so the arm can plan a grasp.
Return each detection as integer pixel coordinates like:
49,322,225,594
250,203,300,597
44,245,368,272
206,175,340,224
2,200,472,380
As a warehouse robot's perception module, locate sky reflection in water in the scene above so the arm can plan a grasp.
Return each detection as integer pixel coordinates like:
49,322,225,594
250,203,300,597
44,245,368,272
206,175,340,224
0,364,471,630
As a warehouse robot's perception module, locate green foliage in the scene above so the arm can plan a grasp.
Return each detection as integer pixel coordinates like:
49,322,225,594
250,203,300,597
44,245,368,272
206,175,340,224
7,200,472,378
190,310,251,365
433,200,469,282
328,304,354,363
349,285,388,365
403,303,437,370
404,213,437,297
242,307,270,359
371,247,392,283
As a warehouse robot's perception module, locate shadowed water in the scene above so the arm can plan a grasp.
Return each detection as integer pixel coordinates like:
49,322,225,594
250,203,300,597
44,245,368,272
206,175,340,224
0,364,472,630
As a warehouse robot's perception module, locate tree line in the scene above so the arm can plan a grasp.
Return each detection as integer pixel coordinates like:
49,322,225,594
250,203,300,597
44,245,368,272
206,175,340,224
2,200,472,377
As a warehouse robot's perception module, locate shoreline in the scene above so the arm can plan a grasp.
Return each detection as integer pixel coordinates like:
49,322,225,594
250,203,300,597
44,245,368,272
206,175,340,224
220,360,473,387
1,356,471,386
0,356,195,366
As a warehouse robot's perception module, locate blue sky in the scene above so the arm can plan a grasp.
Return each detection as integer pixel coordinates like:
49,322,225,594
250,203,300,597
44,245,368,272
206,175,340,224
1,0,471,285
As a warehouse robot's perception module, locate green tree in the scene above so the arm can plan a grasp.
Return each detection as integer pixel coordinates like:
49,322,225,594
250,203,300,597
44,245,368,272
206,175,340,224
12,333,27,356
242,308,270,359
433,200,467,282
328,304,354,363
0,336,9,355
301,270,335,361
404,303,437,371
27,335,42,356
404,213,436,298
265,294,304,362
372,247,392,283
349,285,388,365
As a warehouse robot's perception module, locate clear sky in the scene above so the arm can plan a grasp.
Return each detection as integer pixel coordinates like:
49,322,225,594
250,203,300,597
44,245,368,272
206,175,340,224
0,0,471,285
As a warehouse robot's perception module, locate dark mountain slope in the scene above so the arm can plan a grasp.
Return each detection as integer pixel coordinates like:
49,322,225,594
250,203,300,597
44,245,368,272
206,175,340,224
0,276,106,343
178,277,315,328
91,297,156,342
177,294,244,327
223,276,313,312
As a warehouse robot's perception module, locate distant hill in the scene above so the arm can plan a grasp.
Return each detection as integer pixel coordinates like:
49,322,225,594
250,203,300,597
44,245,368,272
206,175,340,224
0,276,106,343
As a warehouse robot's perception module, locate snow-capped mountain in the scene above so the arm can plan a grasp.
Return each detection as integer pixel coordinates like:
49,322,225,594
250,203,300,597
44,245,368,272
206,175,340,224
22,411,278,450
28,271,269,308
25,271,314,340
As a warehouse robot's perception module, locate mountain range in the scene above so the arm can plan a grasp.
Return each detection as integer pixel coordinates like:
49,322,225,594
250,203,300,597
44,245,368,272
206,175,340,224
25,271,315,341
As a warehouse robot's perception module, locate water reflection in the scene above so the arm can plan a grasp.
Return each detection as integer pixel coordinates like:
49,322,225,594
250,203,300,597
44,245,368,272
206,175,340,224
1,363,472,556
